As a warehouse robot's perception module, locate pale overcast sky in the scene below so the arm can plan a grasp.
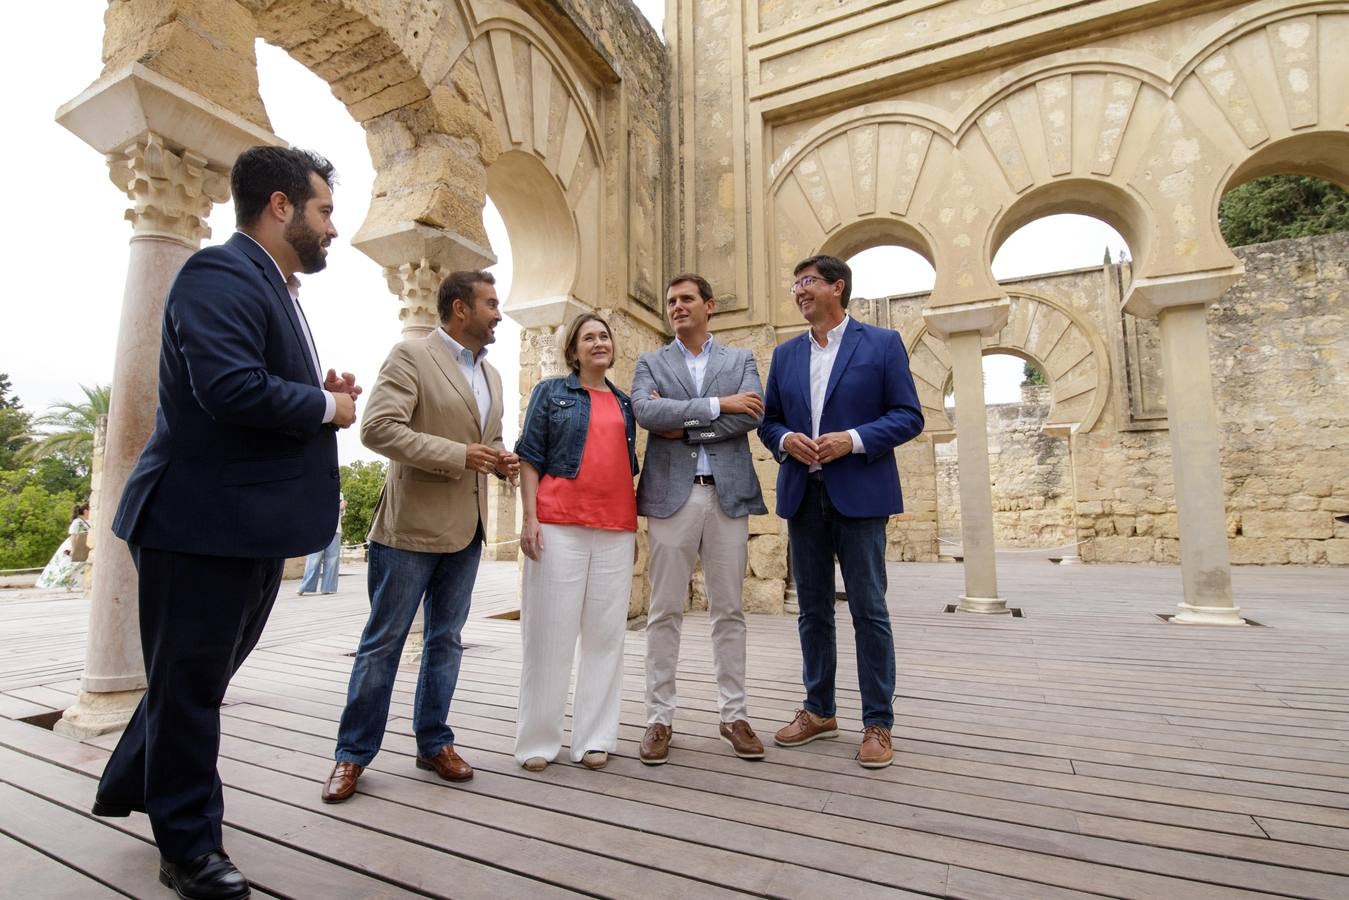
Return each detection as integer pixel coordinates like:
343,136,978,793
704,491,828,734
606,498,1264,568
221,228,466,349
1,0,1123,465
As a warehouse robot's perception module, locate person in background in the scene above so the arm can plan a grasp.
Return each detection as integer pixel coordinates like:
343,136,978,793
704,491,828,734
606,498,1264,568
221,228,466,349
513,312,639,772
298,492,346,595
35,500,91,591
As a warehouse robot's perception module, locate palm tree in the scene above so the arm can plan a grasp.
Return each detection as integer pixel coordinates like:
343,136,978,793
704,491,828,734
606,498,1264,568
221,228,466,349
21,384,111,470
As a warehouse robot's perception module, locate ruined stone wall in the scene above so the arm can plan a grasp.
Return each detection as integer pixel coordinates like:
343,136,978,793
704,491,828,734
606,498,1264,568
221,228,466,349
936,386,1075,549
1076,231,1349,564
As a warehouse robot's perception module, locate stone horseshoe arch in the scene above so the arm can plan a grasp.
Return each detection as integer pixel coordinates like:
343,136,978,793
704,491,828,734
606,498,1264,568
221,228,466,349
906,291,1111,438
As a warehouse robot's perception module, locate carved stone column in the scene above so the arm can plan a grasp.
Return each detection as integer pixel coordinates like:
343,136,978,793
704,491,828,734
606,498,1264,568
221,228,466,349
353,222,495,339
1126,270,1246,626
383,258,443,338
924,299,1011,615
53,66,279,737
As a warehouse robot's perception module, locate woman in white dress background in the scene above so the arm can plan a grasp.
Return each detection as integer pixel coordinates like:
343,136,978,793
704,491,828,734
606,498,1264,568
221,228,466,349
36,500,90,591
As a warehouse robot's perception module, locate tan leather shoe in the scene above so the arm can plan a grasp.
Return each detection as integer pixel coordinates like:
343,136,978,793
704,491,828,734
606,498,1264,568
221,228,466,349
580,750,608,770
321,761,363,803
639,723,672,765
858,725,893,768
416,745,474,782
773,709,839,747
719,720,765,759
522,757,548,772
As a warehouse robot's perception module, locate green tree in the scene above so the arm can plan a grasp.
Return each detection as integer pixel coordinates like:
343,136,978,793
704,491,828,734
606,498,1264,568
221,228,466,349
0,473,77,569
21,384,111,475
1219,175,1349,247
1022,360,1048,386
0,374,32,472
340,460,388,545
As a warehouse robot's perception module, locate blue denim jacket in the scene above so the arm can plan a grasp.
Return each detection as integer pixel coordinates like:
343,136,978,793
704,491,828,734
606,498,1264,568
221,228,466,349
514,372,639,479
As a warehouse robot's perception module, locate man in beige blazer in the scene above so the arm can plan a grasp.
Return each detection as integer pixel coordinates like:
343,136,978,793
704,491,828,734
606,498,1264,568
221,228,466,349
321,270,518,803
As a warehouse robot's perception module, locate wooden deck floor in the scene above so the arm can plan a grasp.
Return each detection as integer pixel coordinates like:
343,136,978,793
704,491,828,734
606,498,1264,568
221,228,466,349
2,556,1348,898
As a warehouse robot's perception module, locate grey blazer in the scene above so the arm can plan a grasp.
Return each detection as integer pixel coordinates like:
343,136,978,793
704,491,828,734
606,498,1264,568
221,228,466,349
631,341,768,519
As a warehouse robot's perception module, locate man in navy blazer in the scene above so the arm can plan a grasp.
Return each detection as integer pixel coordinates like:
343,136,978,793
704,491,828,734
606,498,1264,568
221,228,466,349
758,254,923,769
95,146,360,899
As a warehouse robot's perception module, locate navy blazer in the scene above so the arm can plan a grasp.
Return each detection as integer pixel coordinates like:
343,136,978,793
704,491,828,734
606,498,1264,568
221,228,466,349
758,318,924,519
112,233,339,558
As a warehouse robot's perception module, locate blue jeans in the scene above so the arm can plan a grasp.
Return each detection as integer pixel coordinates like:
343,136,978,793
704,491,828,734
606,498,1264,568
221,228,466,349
788,479,895,728
299,531,341,593
334,537,481,764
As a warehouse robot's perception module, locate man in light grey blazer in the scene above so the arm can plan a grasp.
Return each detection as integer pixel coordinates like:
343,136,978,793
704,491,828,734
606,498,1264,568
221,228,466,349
631,273,769,764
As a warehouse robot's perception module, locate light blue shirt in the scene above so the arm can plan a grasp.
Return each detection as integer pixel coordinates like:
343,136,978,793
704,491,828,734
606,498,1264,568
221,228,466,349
437,327,490,433
675,335,720,477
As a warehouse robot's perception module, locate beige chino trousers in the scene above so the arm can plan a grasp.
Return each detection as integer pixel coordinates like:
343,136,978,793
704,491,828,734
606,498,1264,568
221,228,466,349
645,484,750,726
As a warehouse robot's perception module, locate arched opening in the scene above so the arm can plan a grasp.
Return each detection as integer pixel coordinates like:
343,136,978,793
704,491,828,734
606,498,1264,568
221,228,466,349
485,150,581,330
205,41,392,466
847,245,936,301
937,352,1073,551
1206,138,1349,565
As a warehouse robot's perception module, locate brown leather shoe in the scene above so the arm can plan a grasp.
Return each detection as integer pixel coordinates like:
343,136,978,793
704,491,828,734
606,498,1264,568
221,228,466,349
416,745,473,782
719,720,765,759
639,723,672,765
858,725,893,768
580,750,608,770
321,762,363,803
773,709,839,747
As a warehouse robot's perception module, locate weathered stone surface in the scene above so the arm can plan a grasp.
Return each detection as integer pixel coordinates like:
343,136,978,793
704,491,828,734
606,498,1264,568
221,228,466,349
747,534,787,580
743,578,786,615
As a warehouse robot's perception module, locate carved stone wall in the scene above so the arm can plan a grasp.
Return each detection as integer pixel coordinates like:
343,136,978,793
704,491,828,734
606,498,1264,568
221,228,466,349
878,233,1347,564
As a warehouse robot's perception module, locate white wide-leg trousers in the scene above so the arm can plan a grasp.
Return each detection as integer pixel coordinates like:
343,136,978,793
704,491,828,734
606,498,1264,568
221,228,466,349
515,523,635,763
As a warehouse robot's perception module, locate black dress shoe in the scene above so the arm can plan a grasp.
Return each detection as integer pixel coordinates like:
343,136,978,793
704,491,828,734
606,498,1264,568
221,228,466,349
158,850,250,900
91,797,145,817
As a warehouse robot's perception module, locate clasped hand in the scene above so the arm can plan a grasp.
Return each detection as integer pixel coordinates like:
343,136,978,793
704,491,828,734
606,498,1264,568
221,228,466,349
466,444,521,485
784,431,852,465
325,369,362,428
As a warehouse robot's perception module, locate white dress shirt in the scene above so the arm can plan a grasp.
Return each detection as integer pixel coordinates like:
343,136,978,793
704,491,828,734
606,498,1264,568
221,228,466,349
782,315,864,472
437,327,491,433
235,232,335,424
674,335,721,477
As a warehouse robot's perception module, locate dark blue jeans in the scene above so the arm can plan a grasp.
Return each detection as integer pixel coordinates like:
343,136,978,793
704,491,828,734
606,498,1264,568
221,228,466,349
788,479,895,728
335,537,481,764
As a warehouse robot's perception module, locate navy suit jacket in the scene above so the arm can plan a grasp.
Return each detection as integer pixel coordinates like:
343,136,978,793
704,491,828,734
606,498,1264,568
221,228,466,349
112,232,340,558
758,318,924,519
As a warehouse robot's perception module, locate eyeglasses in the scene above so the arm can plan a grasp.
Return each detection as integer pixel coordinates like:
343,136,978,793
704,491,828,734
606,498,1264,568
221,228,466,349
788,275,838,296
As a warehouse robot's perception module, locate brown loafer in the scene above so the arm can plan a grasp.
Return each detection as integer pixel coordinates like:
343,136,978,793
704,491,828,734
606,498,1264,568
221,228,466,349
639,723,672,765
580,750,608,770
773,709,839,747
719,720,765,759
321,761,364,803
416,745,473,782
858,725,893,769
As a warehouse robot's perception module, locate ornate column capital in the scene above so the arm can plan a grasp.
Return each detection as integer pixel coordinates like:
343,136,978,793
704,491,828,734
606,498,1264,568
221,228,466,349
107,133,230,245
526,324,568,379
384,258,444,338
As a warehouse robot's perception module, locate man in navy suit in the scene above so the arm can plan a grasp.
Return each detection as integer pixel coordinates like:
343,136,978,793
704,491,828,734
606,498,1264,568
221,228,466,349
758,254,924,769
94,146,360,899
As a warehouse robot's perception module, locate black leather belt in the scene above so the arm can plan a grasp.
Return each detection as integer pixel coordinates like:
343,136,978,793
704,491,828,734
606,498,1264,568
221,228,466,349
693,474,716,485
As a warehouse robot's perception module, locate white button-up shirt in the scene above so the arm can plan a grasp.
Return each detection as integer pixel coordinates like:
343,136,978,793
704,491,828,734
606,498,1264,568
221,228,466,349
236,232,335,423
437,327,490,433
674,335,721,477
782,315,864,472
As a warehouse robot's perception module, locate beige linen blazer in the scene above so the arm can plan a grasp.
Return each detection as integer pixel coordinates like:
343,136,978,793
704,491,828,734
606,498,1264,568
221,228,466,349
363,333,505,554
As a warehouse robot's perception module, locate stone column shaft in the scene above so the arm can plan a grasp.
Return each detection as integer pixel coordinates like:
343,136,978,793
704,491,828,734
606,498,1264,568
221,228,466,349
1125,270,1244,626
946,331,1004,611
1157,303,1242,624
57,135,229,737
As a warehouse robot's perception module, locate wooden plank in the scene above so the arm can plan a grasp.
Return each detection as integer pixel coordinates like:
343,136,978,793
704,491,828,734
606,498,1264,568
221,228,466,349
0,831,122,898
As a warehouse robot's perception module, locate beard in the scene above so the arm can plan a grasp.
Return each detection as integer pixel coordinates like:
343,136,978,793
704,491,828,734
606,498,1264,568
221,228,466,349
285,216,328,274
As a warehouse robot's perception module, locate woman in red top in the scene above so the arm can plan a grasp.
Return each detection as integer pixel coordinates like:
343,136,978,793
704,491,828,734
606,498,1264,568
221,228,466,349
513,313,639,772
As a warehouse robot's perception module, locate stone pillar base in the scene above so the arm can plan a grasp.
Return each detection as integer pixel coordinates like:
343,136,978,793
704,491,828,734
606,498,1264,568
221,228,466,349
957,596,1010,615
1053,554,1082,565
1171,603,1247,626
54,689,144,739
